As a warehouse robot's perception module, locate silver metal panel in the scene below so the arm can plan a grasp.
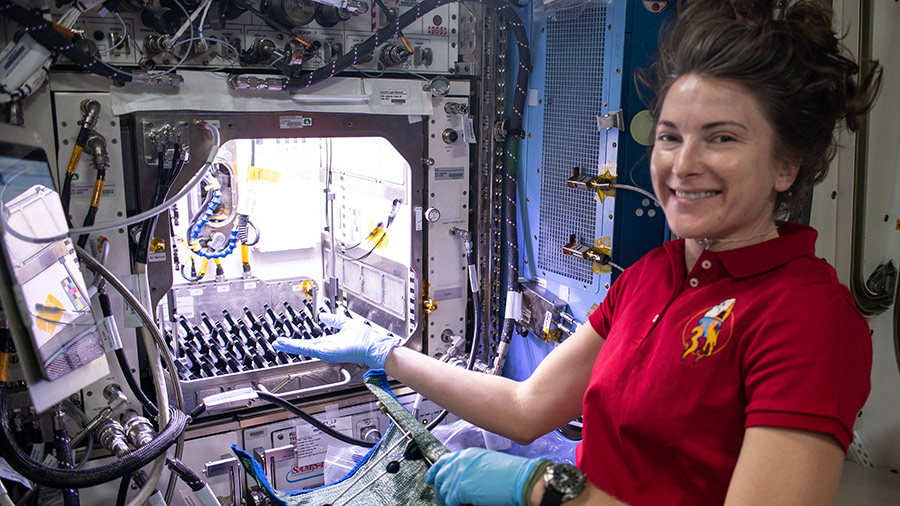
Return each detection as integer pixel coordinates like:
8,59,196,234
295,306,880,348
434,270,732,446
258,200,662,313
169,276,316,322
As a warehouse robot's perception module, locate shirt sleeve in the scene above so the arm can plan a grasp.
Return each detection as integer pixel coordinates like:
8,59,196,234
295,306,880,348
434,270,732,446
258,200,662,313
742,280,872,452
588,260,638,339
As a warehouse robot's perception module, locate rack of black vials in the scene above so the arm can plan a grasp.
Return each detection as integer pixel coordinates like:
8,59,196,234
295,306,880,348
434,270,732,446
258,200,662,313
162,299,361,416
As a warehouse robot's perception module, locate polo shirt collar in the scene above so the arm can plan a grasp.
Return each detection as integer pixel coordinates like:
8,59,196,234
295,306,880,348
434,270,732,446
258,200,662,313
663,222,818,279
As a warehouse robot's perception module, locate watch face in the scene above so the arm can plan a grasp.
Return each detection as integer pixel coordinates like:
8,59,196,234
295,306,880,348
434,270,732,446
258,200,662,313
552,464,586,498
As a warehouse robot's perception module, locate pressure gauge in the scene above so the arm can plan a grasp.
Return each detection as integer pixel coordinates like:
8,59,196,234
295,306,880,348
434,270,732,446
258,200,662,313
424,207,441,223
261,0,318,28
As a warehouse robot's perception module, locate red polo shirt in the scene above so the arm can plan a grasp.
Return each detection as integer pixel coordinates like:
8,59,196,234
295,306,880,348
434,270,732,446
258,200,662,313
579,223,872,506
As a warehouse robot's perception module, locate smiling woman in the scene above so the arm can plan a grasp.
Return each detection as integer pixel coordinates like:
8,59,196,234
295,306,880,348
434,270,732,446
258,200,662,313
273,2,887,506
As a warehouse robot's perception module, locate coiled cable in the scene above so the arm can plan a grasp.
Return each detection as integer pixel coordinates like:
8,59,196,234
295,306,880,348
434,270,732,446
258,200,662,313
0,385,187,488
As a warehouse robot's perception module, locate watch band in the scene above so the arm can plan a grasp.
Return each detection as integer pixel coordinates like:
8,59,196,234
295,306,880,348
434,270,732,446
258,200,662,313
538,474,567,506
523,460,553,506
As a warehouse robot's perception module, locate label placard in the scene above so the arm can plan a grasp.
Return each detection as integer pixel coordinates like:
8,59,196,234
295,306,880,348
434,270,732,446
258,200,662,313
379,88,408,106
280,115,313,129
434,167,464,181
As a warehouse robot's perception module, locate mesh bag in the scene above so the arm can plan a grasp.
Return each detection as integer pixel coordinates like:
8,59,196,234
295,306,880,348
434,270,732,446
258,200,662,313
233,371,448,506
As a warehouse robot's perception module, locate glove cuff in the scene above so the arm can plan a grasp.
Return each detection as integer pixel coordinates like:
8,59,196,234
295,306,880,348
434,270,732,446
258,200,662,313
520,459,553,506
370,336,404,369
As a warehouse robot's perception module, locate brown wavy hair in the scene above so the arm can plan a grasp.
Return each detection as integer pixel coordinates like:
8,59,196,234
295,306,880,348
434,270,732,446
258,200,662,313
638,0,882,215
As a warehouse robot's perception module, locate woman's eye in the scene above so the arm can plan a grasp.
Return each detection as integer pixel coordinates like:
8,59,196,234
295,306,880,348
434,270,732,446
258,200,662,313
712,135,735,143
657,133,678,142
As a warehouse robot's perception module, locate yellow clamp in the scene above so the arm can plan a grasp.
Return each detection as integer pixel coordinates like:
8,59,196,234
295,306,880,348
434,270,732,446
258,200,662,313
593,166,618,204
150,238,166,253
423,296,438,314
300,279,316,301
591,237,613,274
368,226,388,252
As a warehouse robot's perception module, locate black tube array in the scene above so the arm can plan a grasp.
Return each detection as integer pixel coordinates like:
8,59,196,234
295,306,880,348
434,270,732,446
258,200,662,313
167,300,331,381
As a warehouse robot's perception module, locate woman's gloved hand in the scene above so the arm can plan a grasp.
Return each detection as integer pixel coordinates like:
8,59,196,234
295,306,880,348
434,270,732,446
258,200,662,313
425,447,549,506
273,312,402,370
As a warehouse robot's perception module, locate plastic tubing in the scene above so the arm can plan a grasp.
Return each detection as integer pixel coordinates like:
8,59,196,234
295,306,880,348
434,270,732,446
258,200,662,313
1,122,220,244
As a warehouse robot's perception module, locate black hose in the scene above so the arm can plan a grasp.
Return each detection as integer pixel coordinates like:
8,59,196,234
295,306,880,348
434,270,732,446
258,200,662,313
115,350,159,417
255,391,375,448
61,172,75,219
188,403,206,419
137,149,182,264
0,385,188,488
75,207,97,249
115,474,132,506
76,168,107,248
166,458,205,492
54,425,80,506
499,137,522,346
0,0,132,82
98,289,159,417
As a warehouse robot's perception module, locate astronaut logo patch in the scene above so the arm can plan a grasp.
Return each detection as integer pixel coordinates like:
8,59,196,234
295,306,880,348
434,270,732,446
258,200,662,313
681,298,736,363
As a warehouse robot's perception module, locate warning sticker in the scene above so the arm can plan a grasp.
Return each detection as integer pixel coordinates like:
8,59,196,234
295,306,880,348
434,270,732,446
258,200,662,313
379,88,409,106
280,116,313,129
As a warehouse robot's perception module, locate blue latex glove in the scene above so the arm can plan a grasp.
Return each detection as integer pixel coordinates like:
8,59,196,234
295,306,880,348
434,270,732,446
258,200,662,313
425,447,548,506
273,312,402,370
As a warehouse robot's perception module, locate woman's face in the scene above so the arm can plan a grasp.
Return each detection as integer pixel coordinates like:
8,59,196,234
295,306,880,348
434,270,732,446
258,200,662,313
650,74,798,245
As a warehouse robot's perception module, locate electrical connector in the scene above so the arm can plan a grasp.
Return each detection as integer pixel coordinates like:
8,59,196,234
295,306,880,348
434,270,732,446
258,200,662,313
562,234,610,265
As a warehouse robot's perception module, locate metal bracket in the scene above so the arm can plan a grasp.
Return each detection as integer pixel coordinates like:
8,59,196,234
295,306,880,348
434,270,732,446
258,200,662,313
596,110,624,131
204,457,241,506
141,120,192,165
254,444,296,485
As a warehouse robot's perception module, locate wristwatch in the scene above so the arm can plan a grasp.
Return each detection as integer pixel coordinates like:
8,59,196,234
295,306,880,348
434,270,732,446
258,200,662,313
538,463,587,506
